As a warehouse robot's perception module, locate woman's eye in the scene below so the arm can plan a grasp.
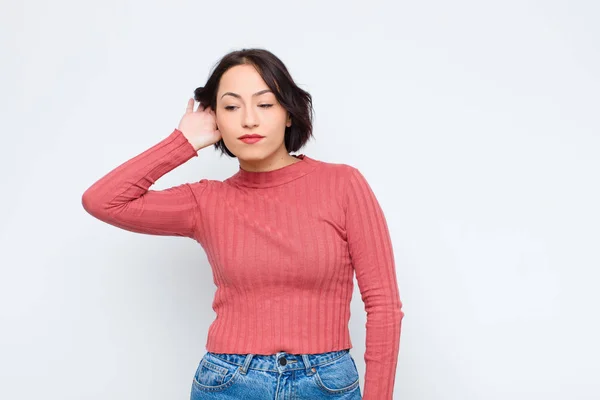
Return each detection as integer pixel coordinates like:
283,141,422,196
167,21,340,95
224,104,273,111
224,105,272,111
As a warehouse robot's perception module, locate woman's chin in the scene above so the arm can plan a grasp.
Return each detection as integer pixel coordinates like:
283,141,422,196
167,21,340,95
235,148,270,161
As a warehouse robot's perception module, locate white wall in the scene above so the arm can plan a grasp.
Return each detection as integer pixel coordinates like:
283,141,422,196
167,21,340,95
1,0,599,399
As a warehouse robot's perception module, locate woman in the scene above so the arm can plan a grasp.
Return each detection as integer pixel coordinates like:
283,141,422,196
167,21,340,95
82,48,404,400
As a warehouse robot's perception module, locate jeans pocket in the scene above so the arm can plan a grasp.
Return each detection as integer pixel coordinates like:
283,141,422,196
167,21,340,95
192,353,241,392
313,352,361,395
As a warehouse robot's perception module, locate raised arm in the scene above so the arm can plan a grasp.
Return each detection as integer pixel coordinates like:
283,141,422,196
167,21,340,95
344,166,404,400
81,98,221,238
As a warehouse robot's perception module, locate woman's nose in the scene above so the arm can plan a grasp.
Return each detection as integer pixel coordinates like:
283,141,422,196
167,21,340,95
242,107,259,128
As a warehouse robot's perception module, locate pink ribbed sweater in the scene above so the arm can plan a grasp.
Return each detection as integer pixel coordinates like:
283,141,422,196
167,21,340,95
81,128,404,399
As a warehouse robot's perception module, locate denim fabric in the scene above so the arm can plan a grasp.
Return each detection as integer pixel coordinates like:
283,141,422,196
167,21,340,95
190,348,362,399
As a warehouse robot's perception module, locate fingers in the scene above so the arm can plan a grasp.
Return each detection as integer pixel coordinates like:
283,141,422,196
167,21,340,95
186,98,211,114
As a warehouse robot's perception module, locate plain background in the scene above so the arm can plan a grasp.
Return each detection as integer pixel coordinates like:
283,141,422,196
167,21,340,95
1,1,599,399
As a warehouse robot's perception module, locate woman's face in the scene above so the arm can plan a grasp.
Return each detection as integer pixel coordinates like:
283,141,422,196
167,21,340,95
215,64,291,162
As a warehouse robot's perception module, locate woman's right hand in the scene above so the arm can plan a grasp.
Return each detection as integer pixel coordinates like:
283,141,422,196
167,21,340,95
177,98,222,151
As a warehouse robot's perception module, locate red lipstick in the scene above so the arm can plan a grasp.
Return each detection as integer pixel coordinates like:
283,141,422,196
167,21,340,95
238,134,264,144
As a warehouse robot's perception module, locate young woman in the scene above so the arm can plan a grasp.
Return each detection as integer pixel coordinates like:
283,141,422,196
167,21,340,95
82,48,404,400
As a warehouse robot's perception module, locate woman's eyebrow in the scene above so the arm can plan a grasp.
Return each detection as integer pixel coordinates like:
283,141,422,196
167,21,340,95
221,89,273,100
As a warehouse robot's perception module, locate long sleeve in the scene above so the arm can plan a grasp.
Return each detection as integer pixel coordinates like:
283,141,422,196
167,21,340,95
81,128,204,238
344,166,404,400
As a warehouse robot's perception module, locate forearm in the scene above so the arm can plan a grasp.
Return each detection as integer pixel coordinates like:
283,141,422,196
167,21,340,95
81,128,201,236
362,297,404,399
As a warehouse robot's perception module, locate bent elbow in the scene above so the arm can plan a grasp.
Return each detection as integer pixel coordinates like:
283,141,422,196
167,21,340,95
81,187,109,220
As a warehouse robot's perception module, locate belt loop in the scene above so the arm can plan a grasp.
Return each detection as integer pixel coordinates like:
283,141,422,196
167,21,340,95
240,354,254,375
302,354,315,376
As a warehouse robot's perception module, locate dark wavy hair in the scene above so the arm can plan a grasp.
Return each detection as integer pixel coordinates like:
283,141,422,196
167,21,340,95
193,48,314,158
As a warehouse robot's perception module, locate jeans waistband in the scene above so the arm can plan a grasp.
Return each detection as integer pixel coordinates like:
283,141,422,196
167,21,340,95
207,348,350,374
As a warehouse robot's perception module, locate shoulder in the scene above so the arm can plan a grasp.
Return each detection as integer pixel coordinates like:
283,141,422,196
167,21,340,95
307,156,360,181
305,157,374,205
310,158,371,195
313,157,380,199
186,178,226,195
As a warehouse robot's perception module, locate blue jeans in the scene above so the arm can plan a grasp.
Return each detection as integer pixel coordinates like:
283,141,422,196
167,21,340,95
190,348,362,399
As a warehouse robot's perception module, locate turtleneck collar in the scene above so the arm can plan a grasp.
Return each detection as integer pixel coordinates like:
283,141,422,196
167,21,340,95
228,154,320,189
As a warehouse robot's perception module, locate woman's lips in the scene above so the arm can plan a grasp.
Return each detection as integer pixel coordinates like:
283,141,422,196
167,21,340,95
239,137,264,144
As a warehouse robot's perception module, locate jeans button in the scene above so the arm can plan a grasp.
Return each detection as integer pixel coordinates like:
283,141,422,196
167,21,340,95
279,357,287,366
